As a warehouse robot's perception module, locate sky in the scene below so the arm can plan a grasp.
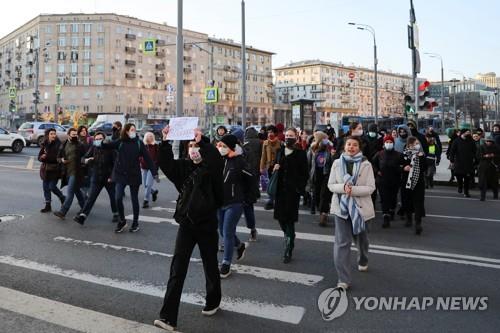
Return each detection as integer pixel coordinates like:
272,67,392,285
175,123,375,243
1,0,499,81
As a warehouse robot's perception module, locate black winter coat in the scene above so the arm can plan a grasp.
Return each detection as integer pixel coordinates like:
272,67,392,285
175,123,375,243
449,137,477,175
478,144,500,187
221,155,255,207
158,139,224,229
102,137,157,186
85,145,116,184
372,149,404,188
401,151,427,198
274,148,308,223
38,139,62,181
365,135,383,162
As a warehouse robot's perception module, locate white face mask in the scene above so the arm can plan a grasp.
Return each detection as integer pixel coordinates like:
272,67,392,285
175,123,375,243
384,143,394,150
368,132,377,138
128,131,136,139
218,147,229,156
413,144,421,151
352,129,363,137
188,147,202,163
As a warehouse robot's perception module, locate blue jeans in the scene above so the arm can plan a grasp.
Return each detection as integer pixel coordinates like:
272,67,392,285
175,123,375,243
218,203,243,265
141,169,156,202
243,203,256,230
42,179,64,203
61,175,85,214
81,176,117,217
115,182,140,222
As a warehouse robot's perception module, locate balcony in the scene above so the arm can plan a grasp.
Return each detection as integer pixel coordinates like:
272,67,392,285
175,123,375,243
156,50,165,57
125,73,136,79
225,88,237,94
155,63,166,70
224,76,238,82
25,74,34,80
156,75,165,83
183,55,192,62
125,60,136,66
223,65,231,71
26,60,34,67
267,92,275,98
125,33,136,40
125,46,136,53
183,67,192,74
183,79,192,85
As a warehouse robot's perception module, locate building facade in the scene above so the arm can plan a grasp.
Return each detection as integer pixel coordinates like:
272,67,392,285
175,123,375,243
273,60,413,125
475,72,500,89
0,13,273,129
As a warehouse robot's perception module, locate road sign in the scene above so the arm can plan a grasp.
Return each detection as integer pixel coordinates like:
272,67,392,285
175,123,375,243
8,87,16,99
348,72,355,79
55,84,62,95
144,39,156,55
204,87,218,104
216,115,225,124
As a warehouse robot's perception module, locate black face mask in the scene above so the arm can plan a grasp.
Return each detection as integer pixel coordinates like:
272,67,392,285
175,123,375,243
70,136,78,142
400,132,408,139
285,138,296,147
112,127,119,132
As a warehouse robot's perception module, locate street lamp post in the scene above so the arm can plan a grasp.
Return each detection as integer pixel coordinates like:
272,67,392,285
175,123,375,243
349,22,378,124
241,0,247,127
425,52,445,132
495,88,499,123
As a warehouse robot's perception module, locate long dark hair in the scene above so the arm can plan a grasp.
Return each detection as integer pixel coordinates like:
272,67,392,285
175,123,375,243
77,125,88,136
44,128,57,144
120,123,136,140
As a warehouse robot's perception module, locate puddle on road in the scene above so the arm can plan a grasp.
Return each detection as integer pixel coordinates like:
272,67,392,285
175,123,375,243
0,214,25,222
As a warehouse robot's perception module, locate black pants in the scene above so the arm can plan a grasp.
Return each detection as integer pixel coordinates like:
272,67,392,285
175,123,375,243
401,184,425,225
278,220,295,249
81,179,117,216
312,172,325,211
319,177,333,214
456,174,471,194
379,184,399,215
160,224,221,326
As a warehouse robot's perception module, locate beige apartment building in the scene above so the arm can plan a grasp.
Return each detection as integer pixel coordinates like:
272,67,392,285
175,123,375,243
0,13,273,128
273,60,413,124
475,72,500,89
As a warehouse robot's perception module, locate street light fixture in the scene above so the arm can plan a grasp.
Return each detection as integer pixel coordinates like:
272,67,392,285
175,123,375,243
348,22,378,124
424,52,445,132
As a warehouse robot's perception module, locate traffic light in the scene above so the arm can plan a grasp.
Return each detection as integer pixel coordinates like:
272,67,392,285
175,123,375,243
32,90,40,105
9,100,16,112
417,80,438,111
404,94,415,117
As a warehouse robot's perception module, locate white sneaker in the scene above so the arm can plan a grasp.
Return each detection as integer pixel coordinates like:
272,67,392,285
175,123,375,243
337,282,349,290
201,306,219,316
358,265,368,272
153,319,176,331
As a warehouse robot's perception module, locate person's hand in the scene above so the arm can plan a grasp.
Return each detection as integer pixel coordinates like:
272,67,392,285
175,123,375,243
377,171,382,176
40,154,47,160
194,128,202,143
344,183,353,196
84,157,94,164
404,165,411,172
154,175,160,183
418,152,424,157
162,125,170,141
107,178,112,183
273,164,280,172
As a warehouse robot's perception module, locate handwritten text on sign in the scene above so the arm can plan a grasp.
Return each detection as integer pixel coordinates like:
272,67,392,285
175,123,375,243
167,117,199,140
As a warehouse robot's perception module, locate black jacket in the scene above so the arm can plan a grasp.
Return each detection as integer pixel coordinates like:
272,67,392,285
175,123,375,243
449,137,477,175
274,147,308,222
477,143,500,187
365,135,383,162
38,139,62,181
57,139,87,188
372,149,404,187
221,155,254,207
102,137,157,186
85,145,116,183
158,139,223,229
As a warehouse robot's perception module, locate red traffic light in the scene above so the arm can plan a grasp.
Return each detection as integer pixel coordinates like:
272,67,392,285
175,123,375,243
418,80,430,91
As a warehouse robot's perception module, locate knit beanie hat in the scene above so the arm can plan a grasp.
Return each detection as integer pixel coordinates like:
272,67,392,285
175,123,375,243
220,134,238,151
383,135,394,143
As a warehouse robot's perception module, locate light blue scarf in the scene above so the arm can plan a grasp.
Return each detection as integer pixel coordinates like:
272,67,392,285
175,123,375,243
338,152,366,235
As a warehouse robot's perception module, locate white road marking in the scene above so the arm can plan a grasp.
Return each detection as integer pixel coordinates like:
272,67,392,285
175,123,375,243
426,195,482,201
53,236,323,286
128,214,500,269
0,286,164,333
26,156,35,170
0,255,306,325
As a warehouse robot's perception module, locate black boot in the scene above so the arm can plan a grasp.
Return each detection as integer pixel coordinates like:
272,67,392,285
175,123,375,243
283,237,292,264
389,210,395,221
382,214,391,228
405,213,413,227
415,219,423,235
40,202,51,213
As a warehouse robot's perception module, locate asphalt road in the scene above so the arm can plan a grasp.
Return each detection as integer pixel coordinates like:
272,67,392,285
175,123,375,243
0,153,499,333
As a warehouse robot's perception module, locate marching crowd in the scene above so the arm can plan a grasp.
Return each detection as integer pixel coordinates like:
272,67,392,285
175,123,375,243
36,119,500,331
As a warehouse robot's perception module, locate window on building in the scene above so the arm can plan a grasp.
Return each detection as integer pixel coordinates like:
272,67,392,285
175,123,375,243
97,24,104,33
84,23,92,33
97,37,105,47
83,50,91,60
83,64,90,74
70,51,78,61
70,77,78,86
71,23,79,33
95,78,104,86
71,63,78,74
96,91,104,99
45,25,52,34
57,64,65,74
71,36,79,47
96,64,104,73
58,37,66,47
45,65,52,73
58,24,66,33
83,77,90,86
84,37,91,47
96,52,104,59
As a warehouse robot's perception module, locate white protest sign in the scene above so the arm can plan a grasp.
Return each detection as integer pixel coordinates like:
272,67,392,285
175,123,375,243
167,117,199,140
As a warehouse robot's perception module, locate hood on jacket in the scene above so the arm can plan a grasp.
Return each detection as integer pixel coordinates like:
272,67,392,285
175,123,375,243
244,127,259,141
395,125,410,152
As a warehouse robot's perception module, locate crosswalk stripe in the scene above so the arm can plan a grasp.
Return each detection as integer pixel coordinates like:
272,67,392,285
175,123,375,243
128,214,500,269
53,236,323,286
0,286,164,333
0,255,306,325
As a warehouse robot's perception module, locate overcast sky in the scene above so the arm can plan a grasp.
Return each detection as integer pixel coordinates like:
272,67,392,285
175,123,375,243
1,0,498,81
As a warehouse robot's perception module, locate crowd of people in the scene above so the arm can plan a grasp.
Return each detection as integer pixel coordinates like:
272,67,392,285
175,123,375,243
36,119,500,331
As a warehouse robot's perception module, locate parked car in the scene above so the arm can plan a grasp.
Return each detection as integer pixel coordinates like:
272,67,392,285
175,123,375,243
0,127,26,153
88,122,114,137
139,123,168,141
17,122,68,147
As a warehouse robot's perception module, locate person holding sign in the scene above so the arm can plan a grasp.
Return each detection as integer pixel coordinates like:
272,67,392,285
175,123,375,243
154,127,223,331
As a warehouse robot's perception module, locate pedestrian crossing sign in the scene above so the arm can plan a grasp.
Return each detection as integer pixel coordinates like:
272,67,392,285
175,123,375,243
8,87,16,99
204,87,218,104
144,39,156,55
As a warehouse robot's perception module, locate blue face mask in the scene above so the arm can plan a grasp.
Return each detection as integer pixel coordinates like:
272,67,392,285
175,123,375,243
93,140,102,147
